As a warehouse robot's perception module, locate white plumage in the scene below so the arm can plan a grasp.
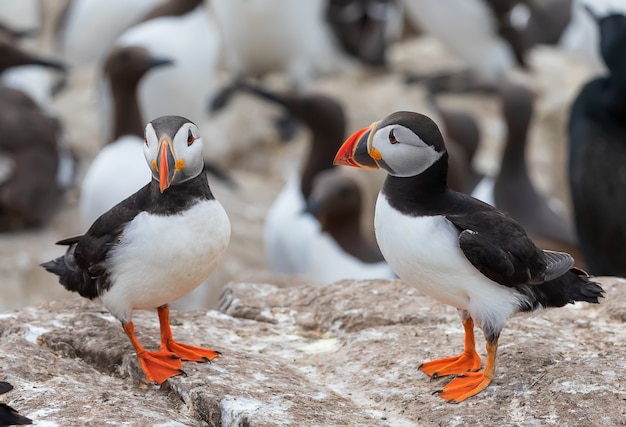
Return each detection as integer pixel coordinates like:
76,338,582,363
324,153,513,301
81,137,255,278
374,193,528,334
210,0,353,87
265,176,395,283
79,135,150,228
59,0,167,66
103,198,230,322
403,0,516,81
108,5,220,138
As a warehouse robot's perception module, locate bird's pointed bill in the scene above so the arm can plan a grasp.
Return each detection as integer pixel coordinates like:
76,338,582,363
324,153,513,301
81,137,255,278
334,122,379,169
157,137,176,192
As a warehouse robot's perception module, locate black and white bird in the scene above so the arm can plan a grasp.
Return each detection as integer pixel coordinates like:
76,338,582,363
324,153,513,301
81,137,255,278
42,116,231,384
334,111,603,403
0,381,31,426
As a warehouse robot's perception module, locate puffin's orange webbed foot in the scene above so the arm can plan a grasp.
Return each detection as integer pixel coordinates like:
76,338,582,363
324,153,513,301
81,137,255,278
157,306,221,363
420,316,481,378
435,340,498,403
136,350,184,384
419,350,482,378
435,370,492,403
163,340,221,363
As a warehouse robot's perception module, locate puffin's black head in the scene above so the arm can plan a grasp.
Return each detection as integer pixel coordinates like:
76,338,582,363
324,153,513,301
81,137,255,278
144,115,204,193
334,111,447,177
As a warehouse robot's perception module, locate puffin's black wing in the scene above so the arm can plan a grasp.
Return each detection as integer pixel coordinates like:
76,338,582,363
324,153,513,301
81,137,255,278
41,183,154,299
445,201,549,287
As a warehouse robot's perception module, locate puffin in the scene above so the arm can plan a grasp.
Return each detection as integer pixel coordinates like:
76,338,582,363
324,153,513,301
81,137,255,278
42,115,231,384
334,111,604,402
0,381,32,426
568,12,626,276
80,45,172,228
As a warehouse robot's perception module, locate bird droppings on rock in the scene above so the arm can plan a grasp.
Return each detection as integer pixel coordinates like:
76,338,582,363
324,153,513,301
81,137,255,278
0,277,624,425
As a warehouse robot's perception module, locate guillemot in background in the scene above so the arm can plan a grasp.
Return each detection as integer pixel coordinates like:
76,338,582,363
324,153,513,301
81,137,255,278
304,168,395,282
334,110,603,403
42,116,231,384
0,30,69,231
218,81,394,281
568,12,626,276
80,45,172,228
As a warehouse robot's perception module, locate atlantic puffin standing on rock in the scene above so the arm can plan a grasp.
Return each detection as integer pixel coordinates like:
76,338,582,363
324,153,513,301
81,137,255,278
42,116,231,384
334,111,603,403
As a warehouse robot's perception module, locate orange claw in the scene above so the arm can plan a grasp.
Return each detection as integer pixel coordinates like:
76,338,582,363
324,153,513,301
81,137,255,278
420,317,482,378
123,322,184,384
135,349,184,384
436,341,498,403
164,341,221,363
157,305,221,363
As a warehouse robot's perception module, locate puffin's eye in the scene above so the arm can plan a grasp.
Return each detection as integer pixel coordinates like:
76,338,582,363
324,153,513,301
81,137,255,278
389,129,398,144
144,135,148,146
187,129,195,146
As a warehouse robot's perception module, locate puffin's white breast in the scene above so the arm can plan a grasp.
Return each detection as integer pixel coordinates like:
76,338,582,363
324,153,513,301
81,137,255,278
102,198,230,321
374,194,524,328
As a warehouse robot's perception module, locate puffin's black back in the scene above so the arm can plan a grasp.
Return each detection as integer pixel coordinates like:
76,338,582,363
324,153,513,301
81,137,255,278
568,13,626,275
41,172,214,299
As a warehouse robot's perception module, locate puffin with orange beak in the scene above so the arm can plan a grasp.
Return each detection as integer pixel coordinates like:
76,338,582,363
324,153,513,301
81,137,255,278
42,115,231,384
334,111,603,403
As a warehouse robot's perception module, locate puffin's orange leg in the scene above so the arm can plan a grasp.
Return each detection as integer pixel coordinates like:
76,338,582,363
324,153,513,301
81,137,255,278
436,340,498,403
419,317,482,378
157,305,221,363
122,322,184,384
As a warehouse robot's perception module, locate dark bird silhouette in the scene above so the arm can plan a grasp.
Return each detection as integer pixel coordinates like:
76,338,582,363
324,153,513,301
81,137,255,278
0,29,67,231
568,13,626,275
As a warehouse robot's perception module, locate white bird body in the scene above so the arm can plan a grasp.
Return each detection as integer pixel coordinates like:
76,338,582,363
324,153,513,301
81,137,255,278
375,194,524,329
113,5,220,130
102,197,230,322
210,0,353,86
403,0,515,81
265,175,395,283
264,175,318,276
79,136,150,228
60,0,167,67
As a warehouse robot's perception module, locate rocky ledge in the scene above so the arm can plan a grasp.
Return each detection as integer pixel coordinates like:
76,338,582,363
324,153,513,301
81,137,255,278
1,277,624,426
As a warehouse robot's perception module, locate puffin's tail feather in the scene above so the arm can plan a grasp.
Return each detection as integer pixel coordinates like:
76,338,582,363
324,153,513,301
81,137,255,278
520,269,604,311
40,244,98,300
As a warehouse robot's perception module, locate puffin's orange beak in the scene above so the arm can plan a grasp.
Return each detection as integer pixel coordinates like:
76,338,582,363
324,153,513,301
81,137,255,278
333,122,380,169
157,137,176,193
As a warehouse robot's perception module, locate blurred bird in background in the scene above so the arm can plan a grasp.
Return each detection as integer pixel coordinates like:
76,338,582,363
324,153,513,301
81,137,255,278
0,0,623,313
568,11,626,276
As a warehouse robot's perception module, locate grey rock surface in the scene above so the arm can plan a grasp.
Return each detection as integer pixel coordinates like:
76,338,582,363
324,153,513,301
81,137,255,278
1,277,624,426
